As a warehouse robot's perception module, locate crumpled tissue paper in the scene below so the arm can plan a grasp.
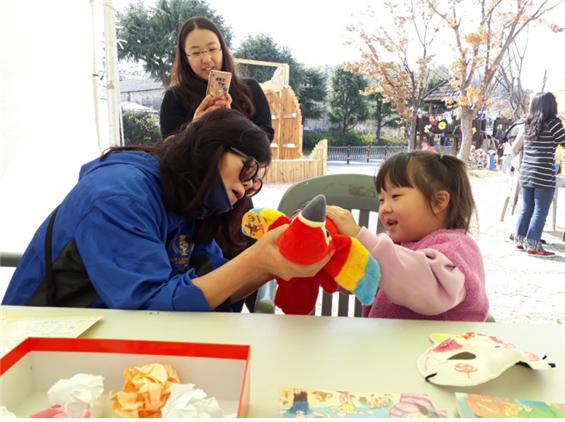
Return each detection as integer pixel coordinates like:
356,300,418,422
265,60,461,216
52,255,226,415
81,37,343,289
111,363,180,418
47,373,104,417
161,383,224,418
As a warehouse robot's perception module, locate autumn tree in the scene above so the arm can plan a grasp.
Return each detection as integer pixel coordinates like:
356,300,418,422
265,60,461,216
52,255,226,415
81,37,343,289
427,0,564,163
346,0,440,151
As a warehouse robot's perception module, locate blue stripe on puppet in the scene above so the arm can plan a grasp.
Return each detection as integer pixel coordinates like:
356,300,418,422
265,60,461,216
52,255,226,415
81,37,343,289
353,255,381,305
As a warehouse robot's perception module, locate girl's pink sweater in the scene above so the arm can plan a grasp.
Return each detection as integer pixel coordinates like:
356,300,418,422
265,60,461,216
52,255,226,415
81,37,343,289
357,228,489,321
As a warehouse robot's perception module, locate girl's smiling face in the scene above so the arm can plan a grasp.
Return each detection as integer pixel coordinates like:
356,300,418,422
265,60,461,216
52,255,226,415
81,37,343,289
378,178,449,243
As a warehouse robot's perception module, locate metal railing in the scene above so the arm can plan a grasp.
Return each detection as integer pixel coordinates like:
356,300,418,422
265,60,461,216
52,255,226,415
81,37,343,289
327,146,407,163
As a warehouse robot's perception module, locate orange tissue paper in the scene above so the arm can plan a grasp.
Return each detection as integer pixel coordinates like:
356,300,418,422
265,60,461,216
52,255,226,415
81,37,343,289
111,363,180,418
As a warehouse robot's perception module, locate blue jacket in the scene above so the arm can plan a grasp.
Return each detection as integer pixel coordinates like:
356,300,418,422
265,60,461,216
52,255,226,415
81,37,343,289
3,151,238,311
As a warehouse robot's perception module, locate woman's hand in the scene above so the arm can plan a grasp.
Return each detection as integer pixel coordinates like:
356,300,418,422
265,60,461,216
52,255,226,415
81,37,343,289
326,206,361,237
252,225,334,281
193,94,232,121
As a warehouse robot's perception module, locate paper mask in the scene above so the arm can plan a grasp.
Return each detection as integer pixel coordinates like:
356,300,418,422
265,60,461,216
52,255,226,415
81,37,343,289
417,332,555,386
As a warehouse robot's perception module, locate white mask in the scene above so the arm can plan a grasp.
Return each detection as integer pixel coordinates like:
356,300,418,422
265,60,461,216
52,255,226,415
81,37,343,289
417,332,555,387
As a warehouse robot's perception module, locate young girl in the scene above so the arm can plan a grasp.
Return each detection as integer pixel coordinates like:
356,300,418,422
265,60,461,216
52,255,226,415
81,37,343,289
327,151,489,321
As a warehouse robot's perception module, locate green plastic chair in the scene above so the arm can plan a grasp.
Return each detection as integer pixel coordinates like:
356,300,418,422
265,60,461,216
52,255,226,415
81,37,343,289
0,252,21,267
254,173,382,316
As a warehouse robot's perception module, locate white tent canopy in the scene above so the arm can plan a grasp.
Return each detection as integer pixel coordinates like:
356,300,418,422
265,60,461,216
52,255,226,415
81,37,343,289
0,1,118,255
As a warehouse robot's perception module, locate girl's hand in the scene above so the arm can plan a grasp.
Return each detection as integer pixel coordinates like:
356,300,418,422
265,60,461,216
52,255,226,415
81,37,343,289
253,225,333,280
193,94,231,121
326,206,361,237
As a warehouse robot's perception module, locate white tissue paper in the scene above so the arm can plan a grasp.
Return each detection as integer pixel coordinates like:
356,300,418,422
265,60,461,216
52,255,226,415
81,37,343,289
47,373,105,417
0,406,17,418
161,383,224,418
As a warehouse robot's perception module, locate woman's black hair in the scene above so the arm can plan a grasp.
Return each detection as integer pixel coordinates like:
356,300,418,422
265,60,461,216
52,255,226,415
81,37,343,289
375,151,476,233
525,92,558,140
102,108,271,244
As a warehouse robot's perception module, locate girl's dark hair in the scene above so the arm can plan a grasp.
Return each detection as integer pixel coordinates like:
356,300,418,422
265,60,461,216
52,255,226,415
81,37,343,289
525,92,558,140
375,151,476,233
102,108,271,244
168,16,255,119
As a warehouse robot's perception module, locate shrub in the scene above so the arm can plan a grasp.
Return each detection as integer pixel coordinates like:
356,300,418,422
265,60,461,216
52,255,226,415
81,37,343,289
122,110,161,146
361,134,376,144
378,135,407,146
303,131,329,150
303,130,366,148
331,131,364,146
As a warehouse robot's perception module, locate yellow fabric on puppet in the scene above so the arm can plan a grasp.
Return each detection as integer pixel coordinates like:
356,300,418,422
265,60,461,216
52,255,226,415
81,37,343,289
242,194,381,314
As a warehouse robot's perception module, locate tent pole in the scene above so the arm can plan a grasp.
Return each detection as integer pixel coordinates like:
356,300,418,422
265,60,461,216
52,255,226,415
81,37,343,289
103,0,123,147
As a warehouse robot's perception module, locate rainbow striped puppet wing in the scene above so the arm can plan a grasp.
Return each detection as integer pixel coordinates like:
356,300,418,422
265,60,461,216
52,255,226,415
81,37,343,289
324,232,381,306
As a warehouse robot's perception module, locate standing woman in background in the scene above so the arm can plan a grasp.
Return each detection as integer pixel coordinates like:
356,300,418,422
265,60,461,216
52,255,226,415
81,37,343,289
515,92,565,257
160,16,274,264
160,16,273,142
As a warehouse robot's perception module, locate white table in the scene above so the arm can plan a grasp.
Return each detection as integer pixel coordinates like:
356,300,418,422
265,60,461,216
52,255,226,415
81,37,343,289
1,305,564,417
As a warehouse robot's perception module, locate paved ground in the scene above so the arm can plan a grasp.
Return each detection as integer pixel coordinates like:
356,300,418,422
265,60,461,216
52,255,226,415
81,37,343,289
469,169,565,325
258,162,565,325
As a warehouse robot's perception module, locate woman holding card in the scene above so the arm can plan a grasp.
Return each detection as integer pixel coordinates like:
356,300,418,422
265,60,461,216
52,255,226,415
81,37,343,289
159,16,273,141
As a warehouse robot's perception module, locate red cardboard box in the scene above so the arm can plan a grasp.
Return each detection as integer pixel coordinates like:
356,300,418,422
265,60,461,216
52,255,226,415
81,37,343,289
0,337,250,417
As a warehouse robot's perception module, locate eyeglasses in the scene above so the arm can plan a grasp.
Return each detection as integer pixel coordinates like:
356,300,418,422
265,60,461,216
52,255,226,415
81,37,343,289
229,147,265,197
186,46,222,60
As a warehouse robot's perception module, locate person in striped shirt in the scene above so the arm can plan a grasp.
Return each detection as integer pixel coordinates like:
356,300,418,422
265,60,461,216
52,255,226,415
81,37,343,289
515,92,565,257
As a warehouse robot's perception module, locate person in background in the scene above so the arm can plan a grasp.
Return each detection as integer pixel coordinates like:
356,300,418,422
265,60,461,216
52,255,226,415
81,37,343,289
159,16,273,142
514,92,565,257
3,110,331,311
327,151,488,322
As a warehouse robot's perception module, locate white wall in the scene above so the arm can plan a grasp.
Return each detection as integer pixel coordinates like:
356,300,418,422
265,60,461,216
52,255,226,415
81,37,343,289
0,1,102,254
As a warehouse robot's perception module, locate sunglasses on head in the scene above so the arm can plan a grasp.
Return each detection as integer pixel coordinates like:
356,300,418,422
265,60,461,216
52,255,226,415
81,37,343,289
229,147,265,197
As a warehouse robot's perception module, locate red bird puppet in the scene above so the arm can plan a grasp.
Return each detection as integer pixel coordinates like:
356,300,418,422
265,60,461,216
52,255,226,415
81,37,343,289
241,194,381,314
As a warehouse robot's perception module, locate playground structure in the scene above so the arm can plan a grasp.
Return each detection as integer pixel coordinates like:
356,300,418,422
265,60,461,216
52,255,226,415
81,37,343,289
235,58,326,183
418,81,487,153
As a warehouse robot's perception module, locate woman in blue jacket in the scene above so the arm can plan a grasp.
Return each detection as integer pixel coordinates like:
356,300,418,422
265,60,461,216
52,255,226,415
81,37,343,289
3,109,330,311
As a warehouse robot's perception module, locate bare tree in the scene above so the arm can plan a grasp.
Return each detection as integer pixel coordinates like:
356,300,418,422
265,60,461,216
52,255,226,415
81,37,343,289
427,0,565,163
494,38,530,119
346,0,441,151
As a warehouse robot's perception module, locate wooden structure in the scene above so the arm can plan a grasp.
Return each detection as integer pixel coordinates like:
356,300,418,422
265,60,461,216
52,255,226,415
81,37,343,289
419,81,485,152
235,58,326,183
263,139,327,184
236,58,303,160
